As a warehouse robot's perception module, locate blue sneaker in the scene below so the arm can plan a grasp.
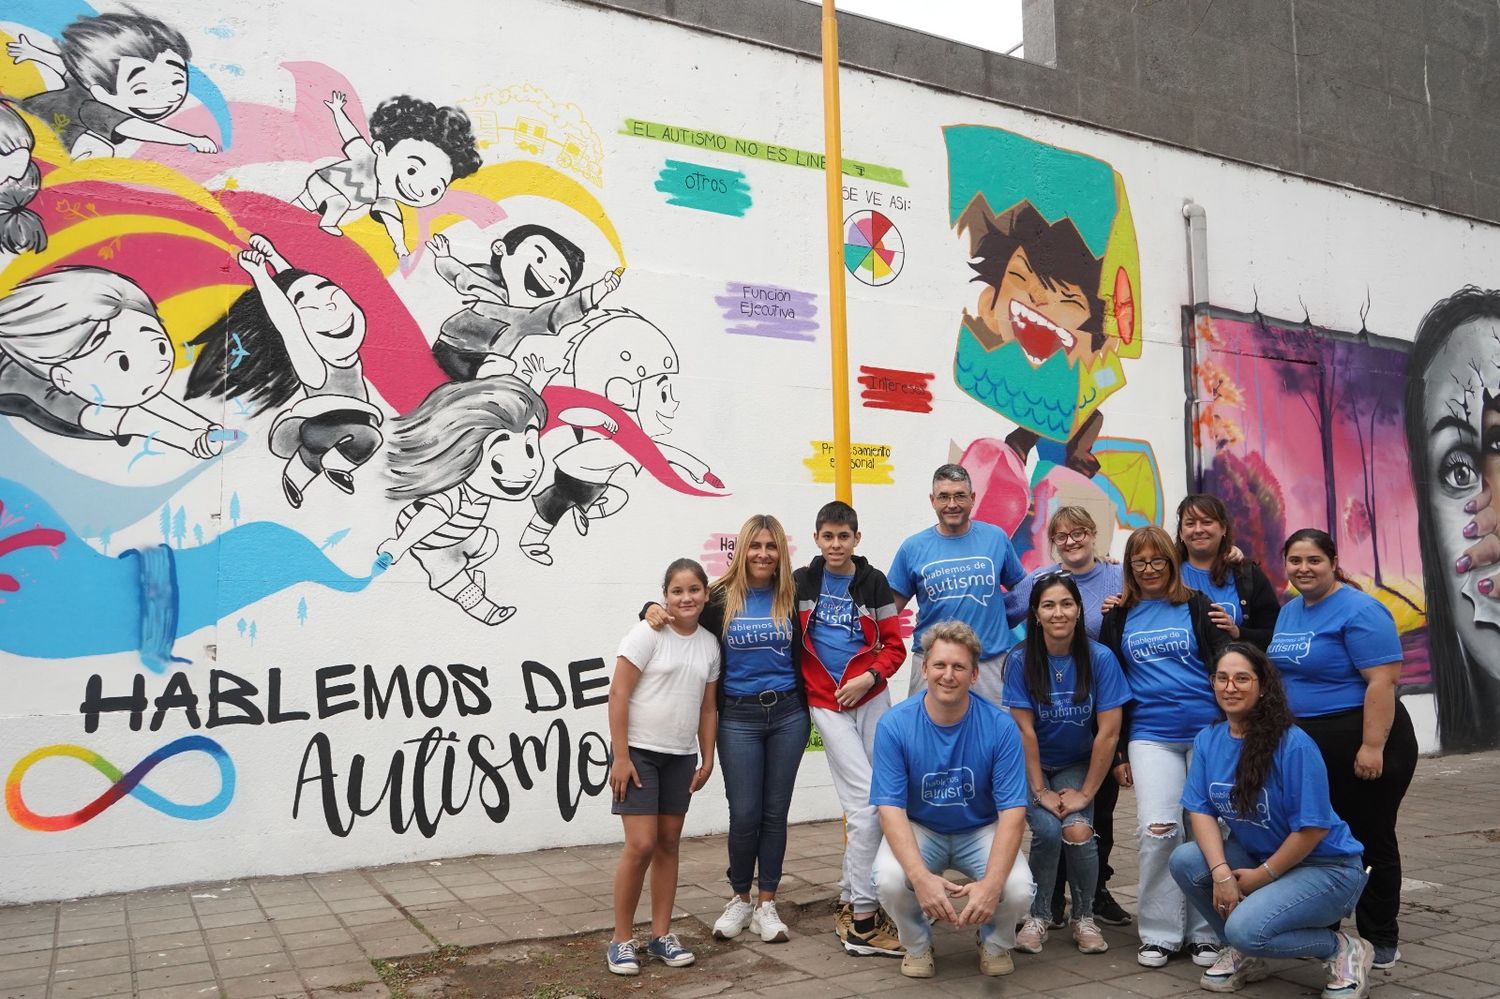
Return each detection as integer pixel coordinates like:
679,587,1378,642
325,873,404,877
647,932,696,967
1372,945,1400,970
607,938,640,976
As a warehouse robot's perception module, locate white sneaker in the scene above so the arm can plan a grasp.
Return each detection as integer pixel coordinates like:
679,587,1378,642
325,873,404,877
712,897,755,939
750,900,790,942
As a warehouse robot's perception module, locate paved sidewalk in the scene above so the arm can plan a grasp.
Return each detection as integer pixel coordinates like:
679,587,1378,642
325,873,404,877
1,750,1496,998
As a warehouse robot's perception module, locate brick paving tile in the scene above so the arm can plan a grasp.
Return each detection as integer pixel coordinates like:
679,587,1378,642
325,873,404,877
217,970,307,998
51,956,130,981
0,965,52,990
288,944,368,968
132,962,217,990
133,945,210,970
277,927,355,952
203,922,278,944
324,895,393,915
194,909,266,930
49,971,136,998
135,985,224,999
216,948,296,978
299,961,379,989
207,936,284,962
130,932,208,955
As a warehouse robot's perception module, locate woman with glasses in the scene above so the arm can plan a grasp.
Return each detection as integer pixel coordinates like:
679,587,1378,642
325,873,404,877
1175,495,1282,649
1005,506,1133,928
1268,528,1414,972
1099,525,1228,968
1005,572,1130,956
1171,644,1373,997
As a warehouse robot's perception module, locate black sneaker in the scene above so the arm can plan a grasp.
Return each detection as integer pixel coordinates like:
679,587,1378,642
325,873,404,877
1137,943,1171,968
1093,889,1133,926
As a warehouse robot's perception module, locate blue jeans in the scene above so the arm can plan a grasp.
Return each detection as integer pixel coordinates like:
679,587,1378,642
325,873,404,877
717,694,811,894
1025,760,1097,921
874,821,1033,955
1169,838,1367,960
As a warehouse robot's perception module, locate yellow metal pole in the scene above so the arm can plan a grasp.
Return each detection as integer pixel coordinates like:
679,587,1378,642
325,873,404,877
822,0,853,504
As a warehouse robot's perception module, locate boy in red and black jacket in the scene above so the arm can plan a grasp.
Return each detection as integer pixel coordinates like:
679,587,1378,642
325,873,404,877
794,501,907,957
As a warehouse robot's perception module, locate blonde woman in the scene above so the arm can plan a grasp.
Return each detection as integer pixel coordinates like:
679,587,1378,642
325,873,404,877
646,514,807,943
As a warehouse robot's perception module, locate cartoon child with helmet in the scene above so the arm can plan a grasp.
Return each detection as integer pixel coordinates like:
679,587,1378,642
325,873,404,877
518,308,722,565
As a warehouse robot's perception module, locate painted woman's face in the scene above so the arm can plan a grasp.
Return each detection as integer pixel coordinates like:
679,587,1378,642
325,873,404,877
286,274,367,363
975,246,1095,366
1421,318,1500,682
464,423,543,500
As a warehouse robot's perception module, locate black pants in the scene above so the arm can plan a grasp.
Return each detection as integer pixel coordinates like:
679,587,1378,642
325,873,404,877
1298,702,1418,949
1053,769,1119,907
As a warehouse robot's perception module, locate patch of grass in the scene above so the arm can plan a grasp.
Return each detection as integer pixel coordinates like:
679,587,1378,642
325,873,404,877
528,985,603,999
324,982,377,994
371,946,467,999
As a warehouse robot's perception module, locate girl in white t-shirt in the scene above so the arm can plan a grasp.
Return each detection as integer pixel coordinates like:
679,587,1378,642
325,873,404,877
607,558,722,977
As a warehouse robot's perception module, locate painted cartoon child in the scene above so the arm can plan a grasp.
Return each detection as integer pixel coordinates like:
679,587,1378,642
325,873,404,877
518,309,721,566
294,93,482,258
426,226,621,381
378,376,547,626
7,13,217,160
0,267,222,457
184,235,383,509
0,102,46,255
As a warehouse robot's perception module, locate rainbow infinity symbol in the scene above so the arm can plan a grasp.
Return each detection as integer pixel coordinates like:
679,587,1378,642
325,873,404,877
6,736,236,831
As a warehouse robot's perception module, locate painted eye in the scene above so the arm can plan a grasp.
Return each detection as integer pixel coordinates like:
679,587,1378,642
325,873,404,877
1439,449,1480,495
430,187,440,197
157,341,168,355
117,356,130,371
406,166,416,175
525,442,536,459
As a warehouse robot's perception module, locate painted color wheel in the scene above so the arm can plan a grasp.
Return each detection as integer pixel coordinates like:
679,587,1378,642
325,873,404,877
843,210,904,286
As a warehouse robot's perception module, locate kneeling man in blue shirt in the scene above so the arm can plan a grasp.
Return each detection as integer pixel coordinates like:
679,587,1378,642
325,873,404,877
871,620,1032,979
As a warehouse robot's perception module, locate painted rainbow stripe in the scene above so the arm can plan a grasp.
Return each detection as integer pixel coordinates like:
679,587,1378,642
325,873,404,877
6,736,235,832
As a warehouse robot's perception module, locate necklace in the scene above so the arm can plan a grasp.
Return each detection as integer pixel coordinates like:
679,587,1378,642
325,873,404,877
1053,660,1065,683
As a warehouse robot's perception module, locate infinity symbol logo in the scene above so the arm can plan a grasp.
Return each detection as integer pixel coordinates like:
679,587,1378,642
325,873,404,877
6,736,236,831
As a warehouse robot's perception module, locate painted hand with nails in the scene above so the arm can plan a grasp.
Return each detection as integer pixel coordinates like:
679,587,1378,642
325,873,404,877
1454,482,1500,598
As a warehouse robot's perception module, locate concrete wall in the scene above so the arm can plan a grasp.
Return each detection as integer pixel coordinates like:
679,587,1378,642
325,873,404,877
1,0,1498,903
589,0,1500,224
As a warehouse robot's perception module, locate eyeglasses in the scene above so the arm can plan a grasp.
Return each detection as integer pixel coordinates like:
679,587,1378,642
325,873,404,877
934,491,971,504
1051,529,1092,545
1129,558,1169,572
1212,673,1258,689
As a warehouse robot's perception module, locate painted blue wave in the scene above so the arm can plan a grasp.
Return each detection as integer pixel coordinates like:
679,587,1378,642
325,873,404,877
0,477,380,663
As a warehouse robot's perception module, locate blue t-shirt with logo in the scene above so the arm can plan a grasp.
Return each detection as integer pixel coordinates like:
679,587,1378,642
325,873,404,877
1182,563,1241,626
889,522,1025,660
809,569,864,685
722,587,797,696
1118,598,1216,742
1005,560,1124,640
870,692,1028,835
1182,722,1364,863
1268,586,1401,718
1002,639,1132,769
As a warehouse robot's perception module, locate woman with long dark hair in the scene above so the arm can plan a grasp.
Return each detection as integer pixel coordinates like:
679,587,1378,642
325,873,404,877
1175,494,1281,649
1268,529,1415,971
1402,286,1500,752
1099,525,1228,968
1170,644,1372,997
1004,572,1129,956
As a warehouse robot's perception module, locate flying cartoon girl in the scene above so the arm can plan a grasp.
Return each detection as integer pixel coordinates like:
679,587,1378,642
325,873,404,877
0,267,221,457
185,235,382,508
378,376,547,626
294,93,482,257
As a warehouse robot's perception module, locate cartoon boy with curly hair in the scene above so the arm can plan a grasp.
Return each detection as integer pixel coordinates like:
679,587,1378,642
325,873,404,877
295,92,482,257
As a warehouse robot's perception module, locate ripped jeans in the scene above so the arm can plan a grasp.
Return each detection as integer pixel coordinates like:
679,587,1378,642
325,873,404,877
1129,739,1216,950
1025,760,1097,922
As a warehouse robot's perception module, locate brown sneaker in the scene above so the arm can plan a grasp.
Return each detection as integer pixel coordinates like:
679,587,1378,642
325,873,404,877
1015,916,1048,953
843,917,905,957
834,902,853,941
1073,916,1109,954
901,949,935,978
978,941,1015,976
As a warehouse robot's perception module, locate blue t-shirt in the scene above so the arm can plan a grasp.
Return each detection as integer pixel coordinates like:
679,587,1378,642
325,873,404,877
1005,560,1124,640
870,692,1028,834
809,569,864,684
722,587,797,696
1267,586,1401,718
1182,723,1364,863
1002,639,1132,769
889,521,1025,660
1182,563,1241,626
1118,598,1216,742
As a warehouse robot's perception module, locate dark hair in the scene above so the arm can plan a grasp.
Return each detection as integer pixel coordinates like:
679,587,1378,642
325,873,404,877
1121,525,1192,608
815,500,859,534
368,96,482,181
969,201,1105,348
59,10,190,93
0,104,44,255
931,463,972,490
491,224,585,291
1280,528,1361,591
1403,286,1500,751
1022,572,1093,705
1212,643,1294,820
662,557,708,592
1176,494,1236,587
185,269,316,413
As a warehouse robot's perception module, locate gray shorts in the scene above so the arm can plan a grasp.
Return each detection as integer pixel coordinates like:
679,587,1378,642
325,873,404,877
612,747,697,816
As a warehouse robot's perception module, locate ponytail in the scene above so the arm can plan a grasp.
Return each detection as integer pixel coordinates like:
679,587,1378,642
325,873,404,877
0,160,46,254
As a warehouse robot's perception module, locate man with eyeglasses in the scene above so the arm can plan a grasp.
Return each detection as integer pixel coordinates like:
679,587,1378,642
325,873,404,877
888,463,1025,706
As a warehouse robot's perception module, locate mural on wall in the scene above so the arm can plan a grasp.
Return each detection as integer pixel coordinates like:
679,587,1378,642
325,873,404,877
943,125,1161,574
0,102,45,253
